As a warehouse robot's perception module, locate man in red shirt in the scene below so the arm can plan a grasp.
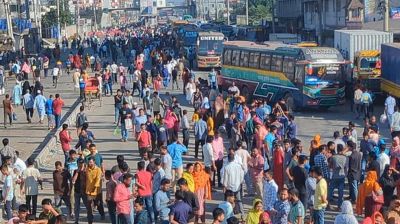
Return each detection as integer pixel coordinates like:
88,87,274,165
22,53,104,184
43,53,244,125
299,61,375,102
136,161,154,223
59,124,72,163
137,123,151,158
52,94,65,128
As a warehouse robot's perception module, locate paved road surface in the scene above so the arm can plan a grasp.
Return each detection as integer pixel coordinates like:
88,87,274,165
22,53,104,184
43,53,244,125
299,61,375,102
1,68,391,223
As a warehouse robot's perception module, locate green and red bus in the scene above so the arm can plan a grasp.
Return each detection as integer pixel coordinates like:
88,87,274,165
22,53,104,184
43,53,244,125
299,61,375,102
220,41,348,110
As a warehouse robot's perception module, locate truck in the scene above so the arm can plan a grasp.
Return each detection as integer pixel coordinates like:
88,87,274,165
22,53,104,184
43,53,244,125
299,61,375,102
381,43,400,98
334,30,393,92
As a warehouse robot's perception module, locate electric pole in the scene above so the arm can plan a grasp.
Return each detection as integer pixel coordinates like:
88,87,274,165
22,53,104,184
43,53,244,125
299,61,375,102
384,0,389,32
93,2,97,31
227,0,230,25
57,0,61,43
246,0,248,25
271,0,275,33
76,1,80,35
3,0,14,43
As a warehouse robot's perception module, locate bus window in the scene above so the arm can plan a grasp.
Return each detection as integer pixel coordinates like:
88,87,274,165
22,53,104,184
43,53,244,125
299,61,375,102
240,51,249,67
283,56,295,80
271,55,283,72
232,50,241,66
260,53,271,70
249,52,260,69
295,65,304,85
224,49,232,65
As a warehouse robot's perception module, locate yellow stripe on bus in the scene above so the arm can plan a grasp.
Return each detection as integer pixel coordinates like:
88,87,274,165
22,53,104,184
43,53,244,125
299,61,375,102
381,78,400,98
223,65,289,81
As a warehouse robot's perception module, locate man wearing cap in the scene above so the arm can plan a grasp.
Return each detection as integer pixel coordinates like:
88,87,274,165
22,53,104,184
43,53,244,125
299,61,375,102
33,90,47,124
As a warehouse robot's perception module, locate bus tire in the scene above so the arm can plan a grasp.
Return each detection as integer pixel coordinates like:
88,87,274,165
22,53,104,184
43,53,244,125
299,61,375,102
285,94,297,113
242,86,252,103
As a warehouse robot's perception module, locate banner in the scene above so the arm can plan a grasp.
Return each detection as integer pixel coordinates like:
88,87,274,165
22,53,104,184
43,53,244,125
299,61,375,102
391,7,400,19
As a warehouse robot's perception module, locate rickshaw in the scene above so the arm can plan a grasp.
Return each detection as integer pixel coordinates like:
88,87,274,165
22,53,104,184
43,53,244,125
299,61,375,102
84,77,102,109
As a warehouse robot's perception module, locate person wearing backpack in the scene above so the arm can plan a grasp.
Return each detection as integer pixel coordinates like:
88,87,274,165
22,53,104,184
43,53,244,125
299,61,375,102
361,87,373,119
75,106,88,137
354,85,363,119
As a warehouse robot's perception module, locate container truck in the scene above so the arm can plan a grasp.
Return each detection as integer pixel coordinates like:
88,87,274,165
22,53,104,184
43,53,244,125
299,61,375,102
381,43,400,98
334,30,393,93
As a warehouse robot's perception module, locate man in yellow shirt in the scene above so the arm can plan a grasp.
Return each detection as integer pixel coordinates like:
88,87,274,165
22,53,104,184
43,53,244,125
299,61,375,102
85,157,105,223
312,166,328,224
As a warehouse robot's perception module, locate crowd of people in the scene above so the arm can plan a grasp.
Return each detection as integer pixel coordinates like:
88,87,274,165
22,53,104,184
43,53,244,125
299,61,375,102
1,25,400,224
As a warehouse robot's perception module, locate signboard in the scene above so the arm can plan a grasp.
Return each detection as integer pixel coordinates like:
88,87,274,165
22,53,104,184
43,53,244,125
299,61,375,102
199,36,224,41
391,7,400,19
304,48,342,61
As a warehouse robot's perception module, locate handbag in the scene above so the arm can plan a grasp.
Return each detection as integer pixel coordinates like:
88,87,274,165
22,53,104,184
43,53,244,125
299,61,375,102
372,190,384,204
124,118,133,130
113,126,121,136
12,112,17,121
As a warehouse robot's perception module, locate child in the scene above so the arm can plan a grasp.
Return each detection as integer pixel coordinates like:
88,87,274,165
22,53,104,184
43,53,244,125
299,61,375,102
105,170,117,224
1,164,14,220
212,208,225,224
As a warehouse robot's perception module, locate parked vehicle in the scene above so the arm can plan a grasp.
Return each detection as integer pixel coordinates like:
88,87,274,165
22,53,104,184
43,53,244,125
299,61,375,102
334,30,393,92
381,43,400,98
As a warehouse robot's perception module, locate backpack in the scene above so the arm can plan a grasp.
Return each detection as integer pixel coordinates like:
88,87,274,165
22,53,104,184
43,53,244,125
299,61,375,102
76,113,86,127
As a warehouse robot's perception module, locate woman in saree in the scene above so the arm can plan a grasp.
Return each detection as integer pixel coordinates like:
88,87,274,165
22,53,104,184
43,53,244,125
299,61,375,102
192,162,211,224
357,170,384,217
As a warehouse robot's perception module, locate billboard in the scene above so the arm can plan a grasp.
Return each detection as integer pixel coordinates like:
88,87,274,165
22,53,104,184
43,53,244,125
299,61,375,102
391,7,400,19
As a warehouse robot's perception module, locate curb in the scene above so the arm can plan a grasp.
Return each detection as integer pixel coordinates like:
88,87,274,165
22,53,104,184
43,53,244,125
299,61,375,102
29,97,82,169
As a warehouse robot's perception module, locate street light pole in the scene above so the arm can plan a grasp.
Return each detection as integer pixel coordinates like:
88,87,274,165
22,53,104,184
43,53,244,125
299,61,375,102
57,0,61,43
75,1,80,35
93,3,97,31
246,0,248,25
227,0,230,25
384,0,389,32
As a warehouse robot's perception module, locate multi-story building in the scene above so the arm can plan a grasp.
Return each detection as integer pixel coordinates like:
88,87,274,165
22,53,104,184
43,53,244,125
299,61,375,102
301,0,364,45
196,0,225,20
276,0,303,33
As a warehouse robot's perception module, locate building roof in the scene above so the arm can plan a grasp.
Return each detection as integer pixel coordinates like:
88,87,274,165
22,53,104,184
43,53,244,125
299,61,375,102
363,19,400,34
347,0,364,9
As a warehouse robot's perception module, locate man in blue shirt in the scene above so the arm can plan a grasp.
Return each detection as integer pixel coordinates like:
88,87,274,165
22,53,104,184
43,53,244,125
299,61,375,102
167,136,187,191
286,114,297,140
155,179,171,223
265,126,277,157
194,117,207,159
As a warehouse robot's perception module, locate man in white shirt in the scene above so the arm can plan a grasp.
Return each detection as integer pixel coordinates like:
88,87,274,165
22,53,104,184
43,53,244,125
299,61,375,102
13,151,26,173
385,93,396,128
391,106,400,138
234,141,252,195
203,136,216,181
110,62,118,84
52,66,59,86
222,153,245,218
377,144,390,177
354,86,363,119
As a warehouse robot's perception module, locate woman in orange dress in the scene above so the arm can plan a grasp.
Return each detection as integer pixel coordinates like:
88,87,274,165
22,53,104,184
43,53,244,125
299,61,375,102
192,162,211,224
356,171,384,217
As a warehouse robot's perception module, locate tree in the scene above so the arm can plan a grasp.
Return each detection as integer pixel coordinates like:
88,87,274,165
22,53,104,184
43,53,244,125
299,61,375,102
248,0,273,25
42,1,73,27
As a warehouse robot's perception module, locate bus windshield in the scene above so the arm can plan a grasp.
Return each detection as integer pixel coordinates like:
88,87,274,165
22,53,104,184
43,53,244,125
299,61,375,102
198,38,223,55
360,57,379,70
305,64,342,85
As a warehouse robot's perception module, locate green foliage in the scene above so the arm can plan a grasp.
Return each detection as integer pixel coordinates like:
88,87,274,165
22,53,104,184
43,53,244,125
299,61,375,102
42,1,73,27
248,0,273,25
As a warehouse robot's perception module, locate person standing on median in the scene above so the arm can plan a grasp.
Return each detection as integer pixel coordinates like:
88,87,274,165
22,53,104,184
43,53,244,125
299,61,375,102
59,124,72,163
52,94,64,129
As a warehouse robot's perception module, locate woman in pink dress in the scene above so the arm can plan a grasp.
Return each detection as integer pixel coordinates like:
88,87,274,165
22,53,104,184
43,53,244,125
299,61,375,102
154,74,162,92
